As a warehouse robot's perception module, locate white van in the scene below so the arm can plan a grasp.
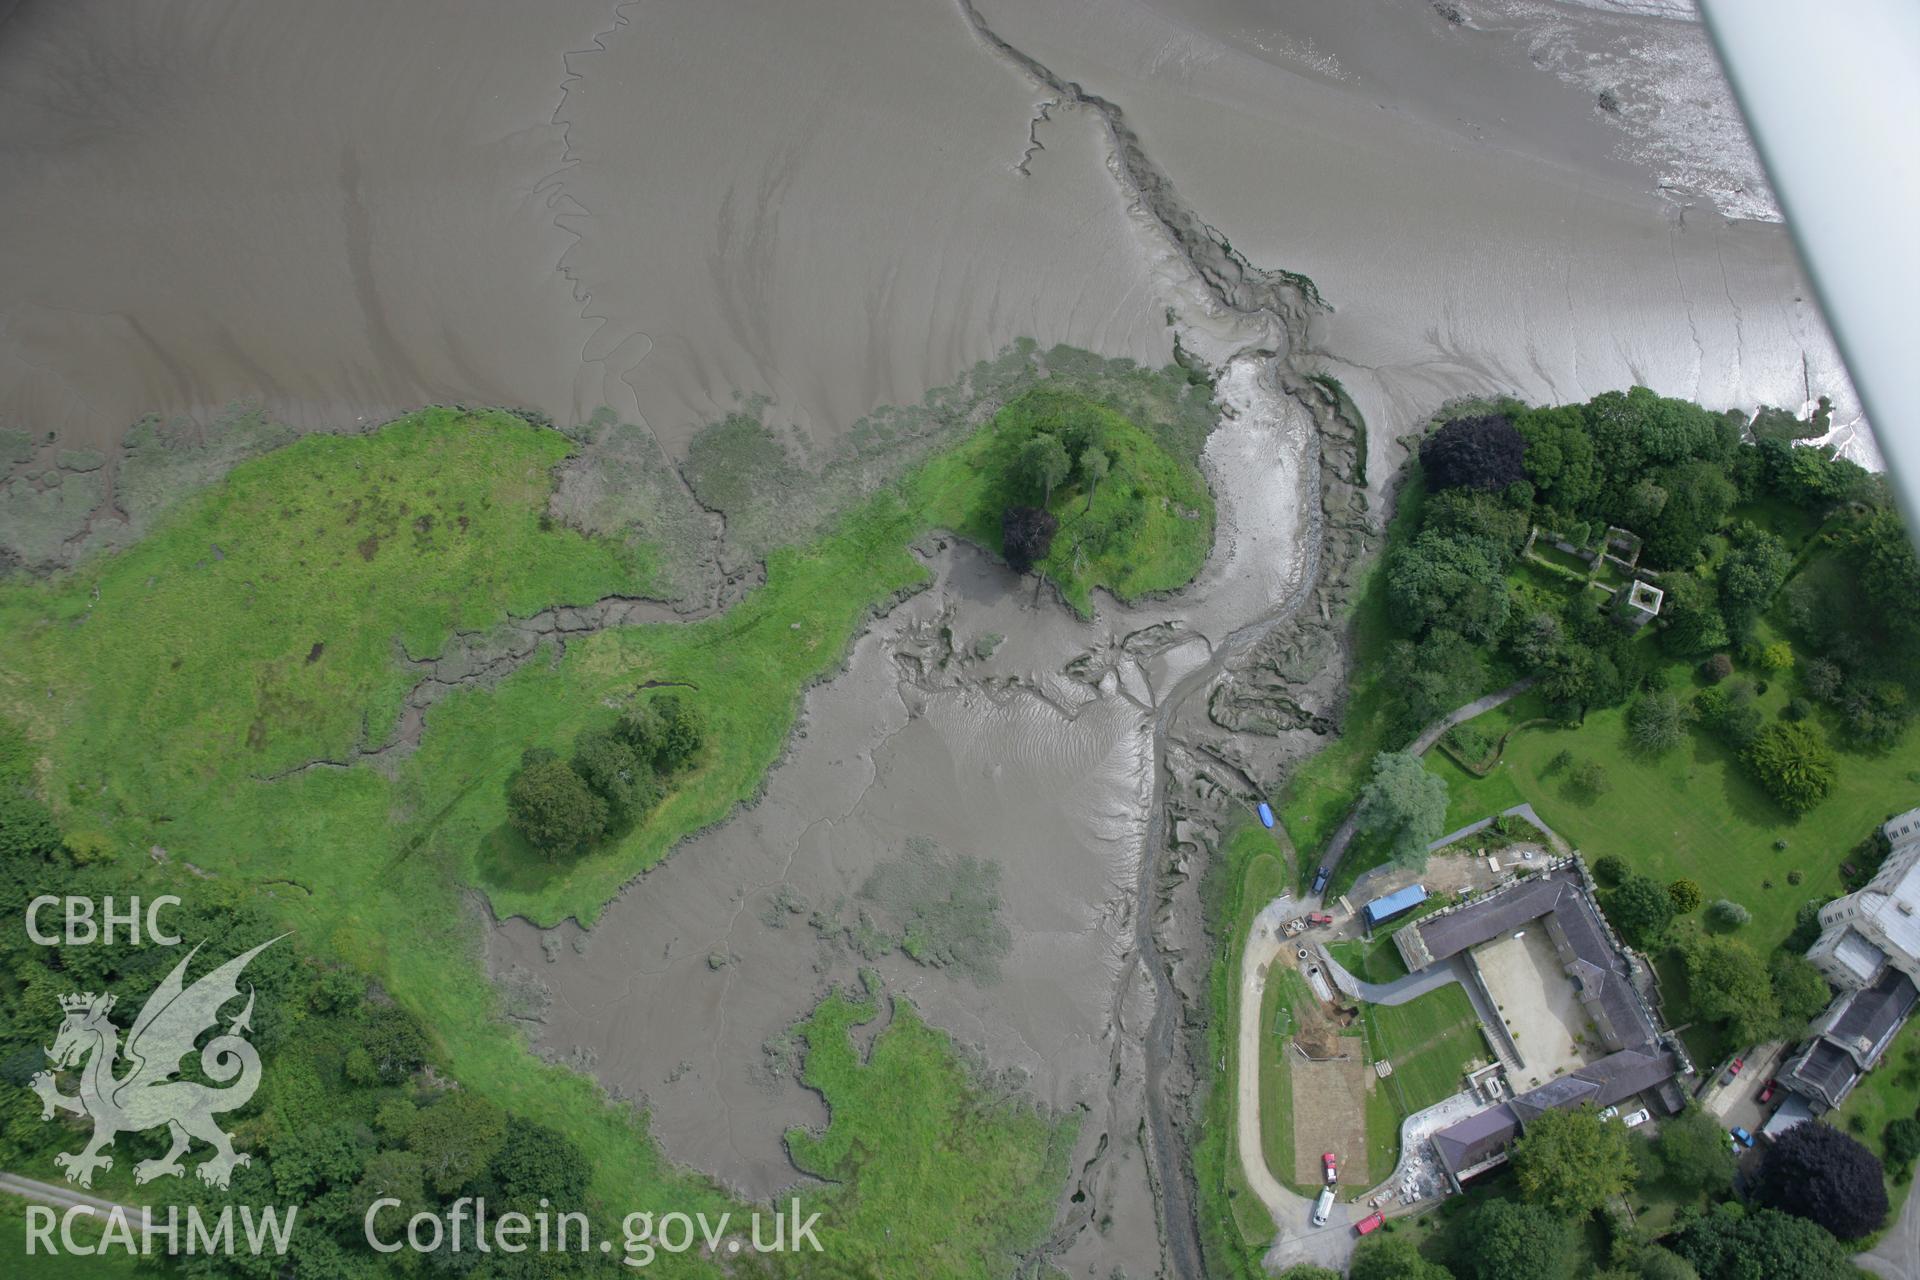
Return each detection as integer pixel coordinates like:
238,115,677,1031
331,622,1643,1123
1312,1185,1335,1227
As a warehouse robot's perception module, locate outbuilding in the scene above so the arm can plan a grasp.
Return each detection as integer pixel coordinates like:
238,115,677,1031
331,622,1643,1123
1363,884,1428,930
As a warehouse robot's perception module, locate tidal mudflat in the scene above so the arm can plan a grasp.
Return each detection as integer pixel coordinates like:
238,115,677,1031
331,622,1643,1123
0,1,1874,1276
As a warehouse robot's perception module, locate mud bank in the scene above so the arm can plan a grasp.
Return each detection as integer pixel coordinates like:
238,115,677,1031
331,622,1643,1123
492,358,1325,1275
0,0,1176,467
972,0,1872,472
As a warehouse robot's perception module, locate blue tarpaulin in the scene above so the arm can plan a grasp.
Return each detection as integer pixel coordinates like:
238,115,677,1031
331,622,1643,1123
1363,883,1428,927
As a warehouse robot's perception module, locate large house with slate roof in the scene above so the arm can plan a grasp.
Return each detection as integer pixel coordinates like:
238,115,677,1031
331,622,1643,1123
1393,860,1691,1190
1776,807,1920,1116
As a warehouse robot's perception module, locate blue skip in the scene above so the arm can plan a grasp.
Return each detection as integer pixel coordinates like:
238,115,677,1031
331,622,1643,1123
1257,801,1275,829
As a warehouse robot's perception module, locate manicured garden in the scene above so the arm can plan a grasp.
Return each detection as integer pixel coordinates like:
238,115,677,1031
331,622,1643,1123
1276,389,1920,1277
1365,984,1488,1113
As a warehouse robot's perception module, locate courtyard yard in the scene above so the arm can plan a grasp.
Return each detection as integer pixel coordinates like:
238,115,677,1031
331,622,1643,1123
1474,928,1596,1087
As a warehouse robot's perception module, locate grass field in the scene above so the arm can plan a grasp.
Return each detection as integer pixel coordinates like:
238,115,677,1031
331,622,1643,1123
1427,682,1917,958
1833,1035,1920,1231
1351,983,1486,1183
1195,822,1293,1274
1364,985,1485,1112
1260,966,1334,1196
0,394,1211,1263
1330,932,1412,985
783,985,1075,1279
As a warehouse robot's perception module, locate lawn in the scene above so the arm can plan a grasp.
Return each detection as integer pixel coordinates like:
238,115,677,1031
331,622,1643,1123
1259,969,1302,1195
1353,983,1487,1183
1371,986,1487,1110
1194,822,1294,1273
0,393,1212,1255
1330,931,1411,985
1834,1033,1920,1230
1427,683,1916,957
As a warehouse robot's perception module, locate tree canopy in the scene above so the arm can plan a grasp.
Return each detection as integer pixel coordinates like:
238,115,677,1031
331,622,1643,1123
1768,951,1831,1032
1356,751,1450,870
1604,873,1674,947
1454,1198,1576,1280
507,757,608,859
1000,505,1058,574
1744,721,1836,815
1665,1203,1855,1280
1018,432,1072,505
1627,691,1692,756
1650,1105,1736,1195
1752,1122,1888,1241
1511,1104,1636,1214
1683,935,1779,1044
1351,1235,1455,1280
1422,414,1529,494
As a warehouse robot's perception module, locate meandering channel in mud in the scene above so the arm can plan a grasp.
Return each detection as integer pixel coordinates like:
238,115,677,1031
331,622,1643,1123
492,354,1318,1273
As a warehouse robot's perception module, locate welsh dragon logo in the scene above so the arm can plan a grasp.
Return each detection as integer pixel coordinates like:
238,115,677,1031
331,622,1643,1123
32,937,283,1190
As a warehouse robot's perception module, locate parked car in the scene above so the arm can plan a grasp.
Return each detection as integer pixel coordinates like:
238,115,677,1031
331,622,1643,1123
1598,1105,1620,1122
1622,1109,1651,1128
1731,1127,1756,1148
1721,1056,1745,1085
1312,1185,1335,1227
1323,1152,1338,1183
1758,1078,1777,1104
1355,1211,1385,1237
1312,866,1331,896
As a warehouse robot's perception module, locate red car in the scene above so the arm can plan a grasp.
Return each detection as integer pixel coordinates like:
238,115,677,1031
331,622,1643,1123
1720,1056,1744,1085
1355,1211,1385,1236
1758,1078,1777,1104
1323,1152,1338,1183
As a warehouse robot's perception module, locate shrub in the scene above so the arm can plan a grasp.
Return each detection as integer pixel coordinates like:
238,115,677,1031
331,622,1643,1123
1606,874,1675,947
1884,1118,1920,1173
1703,653,1733,683
1592,854,1628,886
1571,760,1612,797
1706,899,1752,930
1668,878,1704,913
1746,721,1837,815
